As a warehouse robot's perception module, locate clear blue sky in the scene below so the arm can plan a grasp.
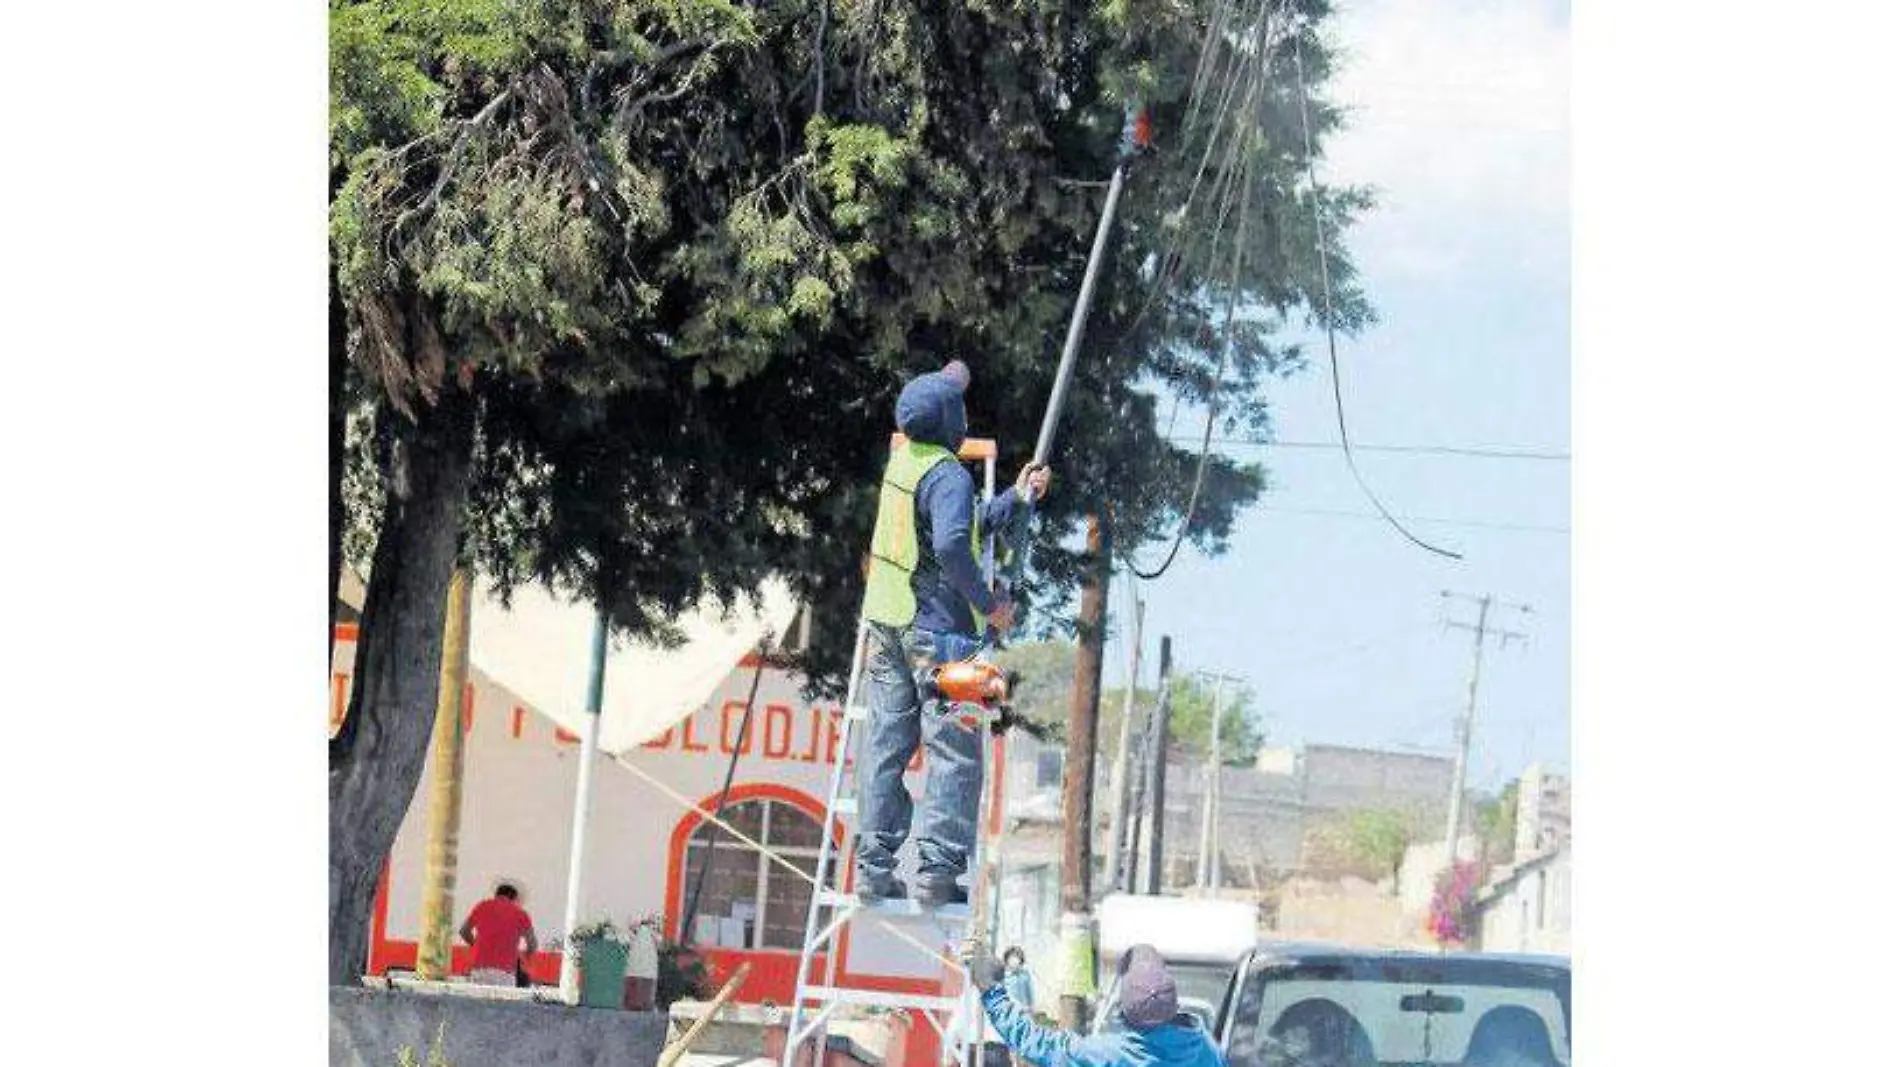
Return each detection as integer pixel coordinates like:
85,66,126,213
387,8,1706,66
1104,0,1570,792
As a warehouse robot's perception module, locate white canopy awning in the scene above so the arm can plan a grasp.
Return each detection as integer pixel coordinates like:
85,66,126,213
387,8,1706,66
468,577,799,755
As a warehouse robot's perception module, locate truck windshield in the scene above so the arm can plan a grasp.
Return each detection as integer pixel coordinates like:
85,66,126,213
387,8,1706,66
1223,958,1571,1067
1096,962,1233,1033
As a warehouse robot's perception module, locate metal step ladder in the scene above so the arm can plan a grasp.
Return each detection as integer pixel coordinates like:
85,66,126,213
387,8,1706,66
778,441,1009,1067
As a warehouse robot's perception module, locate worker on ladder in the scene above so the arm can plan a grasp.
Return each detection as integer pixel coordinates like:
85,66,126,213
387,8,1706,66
857,359,1052,908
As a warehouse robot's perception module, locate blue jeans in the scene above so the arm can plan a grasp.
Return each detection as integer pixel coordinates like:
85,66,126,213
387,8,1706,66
855,622,985,884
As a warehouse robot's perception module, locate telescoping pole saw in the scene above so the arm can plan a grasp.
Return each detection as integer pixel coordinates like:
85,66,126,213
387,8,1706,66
1000,101,1150,595
969,103,1148,1011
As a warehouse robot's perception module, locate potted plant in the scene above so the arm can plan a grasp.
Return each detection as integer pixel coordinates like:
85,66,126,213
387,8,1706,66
563,918,632,1008
656,935,711,1012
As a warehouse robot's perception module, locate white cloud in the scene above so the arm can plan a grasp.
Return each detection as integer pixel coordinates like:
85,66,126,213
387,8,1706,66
1319,0,1570,284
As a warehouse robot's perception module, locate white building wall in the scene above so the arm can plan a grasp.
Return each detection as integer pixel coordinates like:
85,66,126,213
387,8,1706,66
340,630,951,985
1476,846,1570,955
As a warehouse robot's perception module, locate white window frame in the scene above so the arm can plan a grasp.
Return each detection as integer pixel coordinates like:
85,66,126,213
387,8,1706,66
681,798,826,951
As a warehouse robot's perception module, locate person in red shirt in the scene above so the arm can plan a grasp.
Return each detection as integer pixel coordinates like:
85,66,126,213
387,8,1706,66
459,883,538,986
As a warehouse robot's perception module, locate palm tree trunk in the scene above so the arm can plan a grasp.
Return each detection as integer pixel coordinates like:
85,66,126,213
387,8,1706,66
415,567,474,979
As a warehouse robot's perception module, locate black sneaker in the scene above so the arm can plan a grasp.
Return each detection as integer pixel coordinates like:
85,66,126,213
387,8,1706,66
912,878,968,908
856,869,907,904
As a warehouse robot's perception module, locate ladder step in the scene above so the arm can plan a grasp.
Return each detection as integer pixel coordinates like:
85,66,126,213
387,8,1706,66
817,889,972,922
833,797,858,816
795,984,964,1014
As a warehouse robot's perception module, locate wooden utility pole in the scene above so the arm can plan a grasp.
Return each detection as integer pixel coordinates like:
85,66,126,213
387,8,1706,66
1058,514,1110,1030
415,568,473,980
1138,636,1174,895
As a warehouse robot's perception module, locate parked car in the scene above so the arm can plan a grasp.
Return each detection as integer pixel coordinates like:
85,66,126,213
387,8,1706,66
1089,894,1256,1034
1212,943,1571,1067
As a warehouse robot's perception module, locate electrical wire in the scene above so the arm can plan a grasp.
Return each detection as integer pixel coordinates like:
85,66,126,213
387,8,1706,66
1290,31,1463,561
1170,436,1571,461
1125,7,1289,583
1255,504,1568,534
1117,35,1269,580
1120,0,1283,341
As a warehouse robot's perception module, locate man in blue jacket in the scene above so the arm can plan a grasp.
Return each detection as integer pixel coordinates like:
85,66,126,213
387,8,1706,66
856,360,1050,907
969,943,1226,1067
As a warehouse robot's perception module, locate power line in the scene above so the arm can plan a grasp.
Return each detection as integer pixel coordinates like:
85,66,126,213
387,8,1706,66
1256,505,1568,534
1126,2,1287,584
1290,32,1462,562
1169,436,1570,461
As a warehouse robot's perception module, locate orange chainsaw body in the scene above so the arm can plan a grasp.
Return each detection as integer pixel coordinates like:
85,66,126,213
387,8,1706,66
926,660,1011,706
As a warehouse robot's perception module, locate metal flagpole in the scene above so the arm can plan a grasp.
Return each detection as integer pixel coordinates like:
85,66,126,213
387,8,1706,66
558,608,610,1004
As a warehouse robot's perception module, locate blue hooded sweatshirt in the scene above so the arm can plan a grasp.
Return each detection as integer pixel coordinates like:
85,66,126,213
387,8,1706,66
892,369,1023,637
980,986,1227,1067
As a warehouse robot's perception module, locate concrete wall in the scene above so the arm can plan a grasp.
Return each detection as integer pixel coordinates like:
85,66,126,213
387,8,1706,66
331,988,668,1067
1272,876,1434,950
1155,761,1306,883
1298,744,1453,819
1141,745,1454,887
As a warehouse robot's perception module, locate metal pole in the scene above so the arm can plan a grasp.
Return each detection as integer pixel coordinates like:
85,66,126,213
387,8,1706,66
1139,637,1174,895
1103,594,1144,894
1209,676,1223,891
558,608,610,1004
1033,161,1129,467
1443,596,1491,863
1196,675,1226,891
681,645,771,946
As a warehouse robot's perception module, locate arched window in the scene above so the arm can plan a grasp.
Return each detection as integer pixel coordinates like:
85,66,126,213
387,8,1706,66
678,797,836,950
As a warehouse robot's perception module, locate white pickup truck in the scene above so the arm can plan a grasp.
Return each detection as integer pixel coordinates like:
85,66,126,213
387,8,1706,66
1088,893,1258,1034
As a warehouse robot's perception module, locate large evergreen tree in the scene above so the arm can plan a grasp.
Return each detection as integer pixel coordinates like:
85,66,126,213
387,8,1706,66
328,0,1367,982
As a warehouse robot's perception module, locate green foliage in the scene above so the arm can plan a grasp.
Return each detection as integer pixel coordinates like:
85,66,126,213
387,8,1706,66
561,917,632,953
1472,780,1520,865
1343,808,1413,889
994,639,1084,734
1159,673,1265,765
329,0,1373,682
393,1021,452,1067
998,640,1264,766
657,940,712,1011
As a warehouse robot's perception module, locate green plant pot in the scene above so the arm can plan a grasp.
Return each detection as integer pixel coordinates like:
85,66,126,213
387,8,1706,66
579,940,630,1009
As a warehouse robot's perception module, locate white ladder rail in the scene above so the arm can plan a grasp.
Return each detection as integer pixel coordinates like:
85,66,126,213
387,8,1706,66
780,449,1002,1067
781,616,871,1067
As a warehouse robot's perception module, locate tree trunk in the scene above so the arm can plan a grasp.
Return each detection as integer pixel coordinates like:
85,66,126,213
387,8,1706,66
328,396,474,986
330,265,349,666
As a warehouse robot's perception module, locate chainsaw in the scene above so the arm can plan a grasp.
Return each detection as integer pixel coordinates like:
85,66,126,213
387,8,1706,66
918,659,1055,741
